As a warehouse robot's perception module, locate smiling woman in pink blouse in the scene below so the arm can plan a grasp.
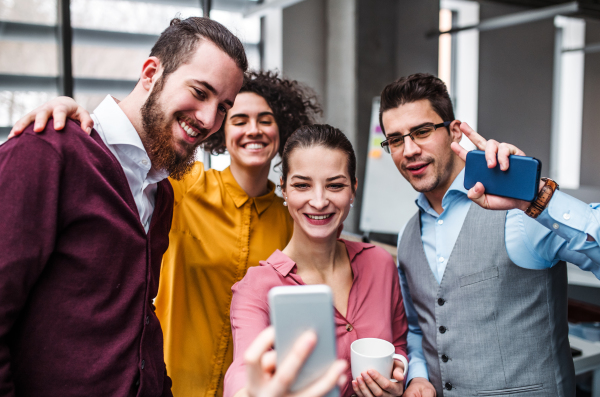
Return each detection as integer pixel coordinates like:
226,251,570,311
224,124,409,397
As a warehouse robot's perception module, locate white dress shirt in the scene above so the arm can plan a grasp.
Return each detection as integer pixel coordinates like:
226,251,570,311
91,95,169,233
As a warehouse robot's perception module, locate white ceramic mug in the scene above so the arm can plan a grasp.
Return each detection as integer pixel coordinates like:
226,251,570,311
350,338,408,380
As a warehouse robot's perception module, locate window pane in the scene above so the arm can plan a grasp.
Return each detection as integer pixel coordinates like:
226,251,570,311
0,90,58,126
0,0,58,130
72,46,148,80
0,0,57,25
0,41,58,76
212,9,261,44
70,0,201,34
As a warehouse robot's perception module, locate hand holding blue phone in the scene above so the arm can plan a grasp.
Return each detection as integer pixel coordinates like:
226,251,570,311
451,123,544,212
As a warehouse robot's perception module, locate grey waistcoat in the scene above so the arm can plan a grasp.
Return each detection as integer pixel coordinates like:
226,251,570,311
398,204,575,396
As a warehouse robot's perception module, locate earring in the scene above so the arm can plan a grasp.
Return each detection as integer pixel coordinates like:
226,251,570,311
283,197,288,206
350,203,354,208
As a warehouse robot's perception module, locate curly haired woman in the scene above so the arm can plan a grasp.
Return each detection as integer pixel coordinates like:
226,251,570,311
155,71,321,397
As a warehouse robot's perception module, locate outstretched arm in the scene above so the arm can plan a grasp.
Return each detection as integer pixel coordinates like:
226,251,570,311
453,123,600,279
9,96,94,139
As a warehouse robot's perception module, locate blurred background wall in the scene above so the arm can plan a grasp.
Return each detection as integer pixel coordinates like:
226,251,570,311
1,0,600,234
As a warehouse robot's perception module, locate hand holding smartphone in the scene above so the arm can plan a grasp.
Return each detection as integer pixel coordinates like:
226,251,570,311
464,150,541,202
451,123,545,211
268,285,339,397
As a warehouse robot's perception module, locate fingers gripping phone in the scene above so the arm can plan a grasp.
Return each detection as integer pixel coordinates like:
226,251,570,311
464,150,542,202
268,285,339,397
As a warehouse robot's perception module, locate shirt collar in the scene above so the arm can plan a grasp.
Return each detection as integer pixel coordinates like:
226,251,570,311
93,95,146,150
264,239,376,278
93,95,169,182
222,166,277,215
415,168,468,215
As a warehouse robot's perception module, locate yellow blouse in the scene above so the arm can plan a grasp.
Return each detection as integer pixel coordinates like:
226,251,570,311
155,162,293,397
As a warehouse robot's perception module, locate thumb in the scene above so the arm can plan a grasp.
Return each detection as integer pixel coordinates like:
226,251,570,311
467,182,489,209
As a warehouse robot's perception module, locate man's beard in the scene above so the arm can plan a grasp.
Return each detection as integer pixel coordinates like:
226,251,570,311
140,77,203,180
401,154,454,193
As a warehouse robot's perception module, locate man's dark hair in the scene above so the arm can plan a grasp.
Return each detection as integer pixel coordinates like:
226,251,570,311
379,73,455,135
203,70,322,157
281,124,356,192
150,17,248,80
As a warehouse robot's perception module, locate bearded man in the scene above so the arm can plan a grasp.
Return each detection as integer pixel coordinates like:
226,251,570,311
0,17,245,397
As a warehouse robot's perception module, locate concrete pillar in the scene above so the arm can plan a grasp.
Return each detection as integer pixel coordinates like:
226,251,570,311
282,0,327,104
324,0,359,229
280,0,439,232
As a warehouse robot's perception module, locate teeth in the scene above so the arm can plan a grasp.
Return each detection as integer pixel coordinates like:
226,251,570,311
307,214,332,220
179,120,198,137
246,143,265,150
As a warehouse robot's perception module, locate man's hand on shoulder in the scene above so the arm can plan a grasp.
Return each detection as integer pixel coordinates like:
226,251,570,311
8,96,93,139
404,377,436,397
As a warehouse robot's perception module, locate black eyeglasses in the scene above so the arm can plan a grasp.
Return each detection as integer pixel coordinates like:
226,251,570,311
381,121,452,154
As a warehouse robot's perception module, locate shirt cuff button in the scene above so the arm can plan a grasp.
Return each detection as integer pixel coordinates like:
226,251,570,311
553,223,560,229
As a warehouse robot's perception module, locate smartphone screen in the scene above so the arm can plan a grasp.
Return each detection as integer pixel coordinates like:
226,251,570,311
268,285,338,397
464,150,541,202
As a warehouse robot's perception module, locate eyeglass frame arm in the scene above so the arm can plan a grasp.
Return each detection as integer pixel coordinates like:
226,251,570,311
380,121,452,153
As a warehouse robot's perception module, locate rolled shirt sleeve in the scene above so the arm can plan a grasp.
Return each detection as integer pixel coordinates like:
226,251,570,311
505,191,600,279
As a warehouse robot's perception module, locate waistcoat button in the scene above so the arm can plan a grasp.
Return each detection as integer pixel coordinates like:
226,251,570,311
141,359,145,370
441,354,449,362
145,316,150,325
445,382,453,390
346,324,354,332
438,298,445,306
439,326,447,334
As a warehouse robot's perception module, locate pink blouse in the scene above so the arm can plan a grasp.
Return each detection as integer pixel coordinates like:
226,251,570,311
224,240,408,397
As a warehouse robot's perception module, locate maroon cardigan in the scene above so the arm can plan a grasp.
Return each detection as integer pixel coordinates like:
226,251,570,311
0,120,174,396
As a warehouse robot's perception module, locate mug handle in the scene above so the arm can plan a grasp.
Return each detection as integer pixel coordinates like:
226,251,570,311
392,354,409,379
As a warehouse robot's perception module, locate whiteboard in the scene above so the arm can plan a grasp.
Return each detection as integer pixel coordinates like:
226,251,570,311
359,98,420,234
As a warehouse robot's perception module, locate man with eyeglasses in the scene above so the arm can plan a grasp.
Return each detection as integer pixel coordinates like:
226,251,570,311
378,73,600,397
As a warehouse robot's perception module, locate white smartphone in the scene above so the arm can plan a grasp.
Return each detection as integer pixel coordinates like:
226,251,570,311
268,285,339,397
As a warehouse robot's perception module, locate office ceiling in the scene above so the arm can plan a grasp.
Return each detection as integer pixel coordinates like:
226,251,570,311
488,0,600,18
490,0,598,6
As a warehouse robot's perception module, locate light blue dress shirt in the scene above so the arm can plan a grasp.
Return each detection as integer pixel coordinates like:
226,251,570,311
398,169,600,384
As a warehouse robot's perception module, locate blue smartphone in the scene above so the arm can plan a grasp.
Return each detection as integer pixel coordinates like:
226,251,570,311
464,150,541,202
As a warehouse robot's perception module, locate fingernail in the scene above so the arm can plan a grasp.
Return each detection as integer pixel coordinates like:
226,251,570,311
86,127,92,134
367,370,375,376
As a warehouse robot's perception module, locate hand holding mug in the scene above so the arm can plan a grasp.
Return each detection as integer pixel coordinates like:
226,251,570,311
352,360,405,397
350,338,408,397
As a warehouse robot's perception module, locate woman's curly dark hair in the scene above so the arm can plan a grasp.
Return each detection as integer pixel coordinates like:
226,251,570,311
202,70,322,157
